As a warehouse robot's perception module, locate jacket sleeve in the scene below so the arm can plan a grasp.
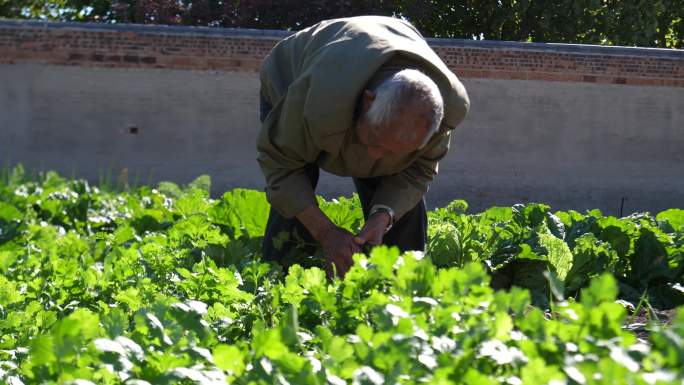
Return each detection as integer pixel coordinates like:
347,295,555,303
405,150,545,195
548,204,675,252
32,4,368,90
369,130,451,219
256,79,321,219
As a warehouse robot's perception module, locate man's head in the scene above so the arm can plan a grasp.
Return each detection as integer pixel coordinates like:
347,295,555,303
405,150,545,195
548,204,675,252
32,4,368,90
356,69,444,159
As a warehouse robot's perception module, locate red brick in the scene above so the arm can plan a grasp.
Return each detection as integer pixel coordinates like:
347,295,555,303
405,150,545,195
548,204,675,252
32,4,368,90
170,56,205,68
624,77,664,86
527,72,582,82
123,55,139,64
456,70,484,78
0,23,681,88
206,58,241,70
592,75,616,84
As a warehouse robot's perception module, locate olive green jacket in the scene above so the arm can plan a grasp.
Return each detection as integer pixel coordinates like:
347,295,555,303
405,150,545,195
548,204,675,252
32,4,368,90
258,15,470,219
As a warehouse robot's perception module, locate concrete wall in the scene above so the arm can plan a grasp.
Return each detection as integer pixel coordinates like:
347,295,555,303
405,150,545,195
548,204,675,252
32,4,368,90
448,78,683,214
1,20,683,215
1,64,264,191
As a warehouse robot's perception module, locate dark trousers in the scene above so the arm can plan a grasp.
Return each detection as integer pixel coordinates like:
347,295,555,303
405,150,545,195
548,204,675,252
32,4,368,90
259,93,427,263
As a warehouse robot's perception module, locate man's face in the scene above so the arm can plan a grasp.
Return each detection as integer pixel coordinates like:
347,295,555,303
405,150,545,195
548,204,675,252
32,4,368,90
357,90,431,160
362,116,430,159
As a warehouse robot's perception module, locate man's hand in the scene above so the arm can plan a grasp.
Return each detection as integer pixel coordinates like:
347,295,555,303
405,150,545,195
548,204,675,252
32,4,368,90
295,204,360,279
354,212,391,247
319,226,362,279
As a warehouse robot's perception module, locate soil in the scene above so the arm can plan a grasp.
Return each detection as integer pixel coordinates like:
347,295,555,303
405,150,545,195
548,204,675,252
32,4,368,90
623,307,678,341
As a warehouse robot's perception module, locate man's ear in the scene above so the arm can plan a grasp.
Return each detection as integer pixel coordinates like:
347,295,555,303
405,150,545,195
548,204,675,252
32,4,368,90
362,89,375,113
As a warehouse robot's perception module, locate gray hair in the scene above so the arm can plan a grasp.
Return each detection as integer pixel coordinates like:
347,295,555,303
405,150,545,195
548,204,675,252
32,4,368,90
366,69,444,147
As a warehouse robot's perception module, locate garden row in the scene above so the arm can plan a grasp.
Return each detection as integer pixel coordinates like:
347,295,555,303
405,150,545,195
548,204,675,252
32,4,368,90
0,167,683,384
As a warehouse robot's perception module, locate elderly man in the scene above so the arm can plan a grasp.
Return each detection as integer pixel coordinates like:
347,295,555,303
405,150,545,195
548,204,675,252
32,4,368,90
258,15,469,277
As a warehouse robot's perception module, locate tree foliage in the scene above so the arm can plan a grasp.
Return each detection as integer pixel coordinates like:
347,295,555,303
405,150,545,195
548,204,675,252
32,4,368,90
0,0,682,48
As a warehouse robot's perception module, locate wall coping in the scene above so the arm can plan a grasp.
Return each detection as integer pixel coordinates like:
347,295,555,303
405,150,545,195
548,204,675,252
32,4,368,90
2,18,683,87
1,18,682,60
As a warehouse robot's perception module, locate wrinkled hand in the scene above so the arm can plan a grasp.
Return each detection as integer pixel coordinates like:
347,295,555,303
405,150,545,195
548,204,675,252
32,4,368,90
320,226,362,279
354,212,391,247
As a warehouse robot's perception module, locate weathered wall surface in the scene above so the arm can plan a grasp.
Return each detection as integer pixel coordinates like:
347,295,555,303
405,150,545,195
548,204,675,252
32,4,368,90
1,20,683,214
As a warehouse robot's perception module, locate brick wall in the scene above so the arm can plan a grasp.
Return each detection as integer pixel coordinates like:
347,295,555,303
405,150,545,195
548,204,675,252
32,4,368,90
1,19,683,88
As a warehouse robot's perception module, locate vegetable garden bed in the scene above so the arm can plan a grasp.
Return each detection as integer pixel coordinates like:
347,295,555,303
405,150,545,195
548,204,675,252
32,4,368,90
0,166,683,384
